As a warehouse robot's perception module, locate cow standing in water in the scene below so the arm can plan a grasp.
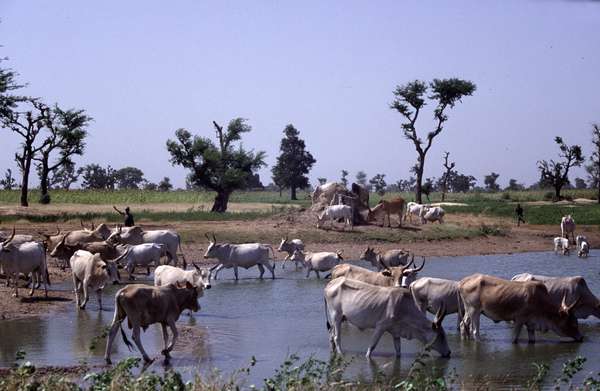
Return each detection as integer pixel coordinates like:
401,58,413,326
203,234,275,280
561,215,576,245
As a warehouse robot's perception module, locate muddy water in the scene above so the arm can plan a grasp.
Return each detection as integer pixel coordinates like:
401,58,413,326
1,251,600,388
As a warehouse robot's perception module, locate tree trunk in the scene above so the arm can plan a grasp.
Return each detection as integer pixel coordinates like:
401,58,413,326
291,186,297,200
414,154,424,204
211,190,231,213
20,154,32,207
554,184,561,201
39,156,51,204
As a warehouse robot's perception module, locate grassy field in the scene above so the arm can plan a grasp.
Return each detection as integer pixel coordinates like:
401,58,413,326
1,188,598,225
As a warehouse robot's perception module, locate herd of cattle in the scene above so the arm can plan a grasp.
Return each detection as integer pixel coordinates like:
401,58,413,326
0,211,595,365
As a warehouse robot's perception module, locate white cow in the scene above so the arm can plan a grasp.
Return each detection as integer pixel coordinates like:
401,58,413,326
410,277,463,330
324,277,451,358
576,235,589,258
317,204,353,230
554,237,570,255
0,230,49,298
290,249,343,279
277,236,305,269
107,227,185,268
154,265,212,295
118,243,166,280
204,234,275,280
404,202,428,224
70,250,125,310
561,215,576,244
422,206,445,224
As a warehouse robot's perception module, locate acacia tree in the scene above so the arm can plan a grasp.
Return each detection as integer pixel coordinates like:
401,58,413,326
166,118,266,212
78,164,116,189
271,124,316,200
158,177,173,191
355,171,367,188
440,151,455,201
48,161,79,190
114,166,145,189
586,124,600,203
391,78,476,203
369,174,387,196
0,169,17,190
34,105,90,203
537,136,584,200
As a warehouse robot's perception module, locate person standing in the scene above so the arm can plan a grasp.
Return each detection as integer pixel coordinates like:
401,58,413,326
515,203,525,226
113,205,135,227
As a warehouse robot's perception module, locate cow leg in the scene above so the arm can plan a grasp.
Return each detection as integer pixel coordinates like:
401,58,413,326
146,266,151,276
526,324,536,344
264,261,275,279
29,273,35,296
512,321,523,344
161,323,171,359
397,213,402,228
12,272,18,297
306,268,311,278
96,289,103,311
81,279,90,309
211,264,224,280
316,271,321,279
465,307,481,340
164,321,178,355
332,315,343,355
257,264,265,279
393,336,402,357
104,320,121,364
131,325,152,363
366,325,386,359
387,213,391,227
233,265,239,280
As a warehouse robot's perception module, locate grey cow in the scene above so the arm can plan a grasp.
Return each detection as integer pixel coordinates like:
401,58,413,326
203,234,275,280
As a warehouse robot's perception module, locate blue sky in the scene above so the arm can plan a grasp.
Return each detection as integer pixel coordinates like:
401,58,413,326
1,0,598,188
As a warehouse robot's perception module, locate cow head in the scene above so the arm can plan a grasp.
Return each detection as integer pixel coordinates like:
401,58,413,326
278,236,291,253
174,281,200,313
192,262,212,290
553,295,583,342
0,227,16,253
360,247,378,267
94,223,112,240
38,227,62,252
379,255,424,287
428,306,451,358
49,232,76,259
203,233,219,259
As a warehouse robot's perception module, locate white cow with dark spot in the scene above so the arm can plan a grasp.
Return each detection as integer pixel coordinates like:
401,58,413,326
554,237,570,255
404,202,428,224
422,206,445,224
576,235,589,258
277,236,305,269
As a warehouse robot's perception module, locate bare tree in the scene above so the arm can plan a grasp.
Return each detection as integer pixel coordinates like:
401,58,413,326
586,124,600,203
391,79,476,203
440,152,455,201
538,136,584,201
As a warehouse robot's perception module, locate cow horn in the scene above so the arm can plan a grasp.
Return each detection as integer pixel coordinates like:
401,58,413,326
80,220,85,229
413,257,426,272
55,226,61,235
192,262,201,271
285,234,289,241
204,233,212,242
91,221,95,230
212,233,217,243
113,247,130,264
336,249,344,260
378,256,391,272
2,227,15,245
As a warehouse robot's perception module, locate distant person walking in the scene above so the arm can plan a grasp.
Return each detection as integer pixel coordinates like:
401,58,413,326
515,203,525,226
113,205,135,227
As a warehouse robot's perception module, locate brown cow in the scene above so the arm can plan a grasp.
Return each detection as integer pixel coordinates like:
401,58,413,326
104,282,199,364
367,197,405,228
50,233,122,262
459,274,582,343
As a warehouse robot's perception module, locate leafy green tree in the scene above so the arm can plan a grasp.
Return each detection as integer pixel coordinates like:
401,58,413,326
537,136,584,200
271,125,316,200
114,167,145,189
369,174,387,196
157,177,173,192
0,59,25,118
48,161,79,190
0,169,17,190
586,124,600,203
34,105,90,203
355,171,368,188
574,178,586,190
449,171,476,192
78,164,116,189
391,78,476,203
144,181,157,191
340,170,349,188
166,118,266,212
484,172,500,192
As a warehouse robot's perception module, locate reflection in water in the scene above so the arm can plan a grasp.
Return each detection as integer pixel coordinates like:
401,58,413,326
0,251,599,388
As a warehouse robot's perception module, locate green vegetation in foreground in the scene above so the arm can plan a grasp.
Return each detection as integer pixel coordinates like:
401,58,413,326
1,351,597,390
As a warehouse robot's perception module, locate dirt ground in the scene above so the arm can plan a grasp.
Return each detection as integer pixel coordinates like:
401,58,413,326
0,209,597,322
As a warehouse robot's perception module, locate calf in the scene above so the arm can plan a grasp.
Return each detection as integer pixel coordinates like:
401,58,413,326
360,246,410,270
291,249,343,279
367,197,405,228
104,282,199,364
324,277,451,358
554,237,570,255
458,273,582,343
277,236,305,269
70,249,126,310
576,235,589,258
317,205,353,230
119,243,166,280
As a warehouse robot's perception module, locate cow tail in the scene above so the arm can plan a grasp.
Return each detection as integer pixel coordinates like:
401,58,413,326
115,295,135,352
43,251,51,286
324,297,331,331
120,324,135,352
